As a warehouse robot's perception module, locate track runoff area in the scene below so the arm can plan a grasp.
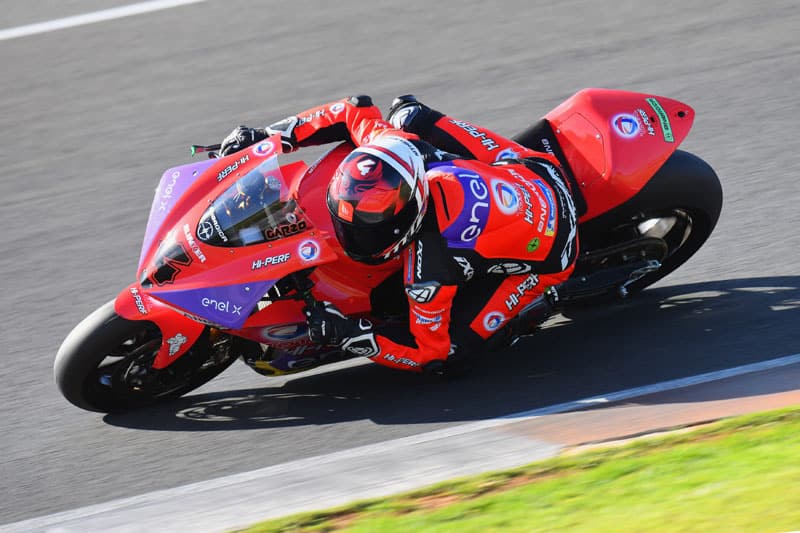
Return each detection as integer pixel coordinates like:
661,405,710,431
5,353,800,532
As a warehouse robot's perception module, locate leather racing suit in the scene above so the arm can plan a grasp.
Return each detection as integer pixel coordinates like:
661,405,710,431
266,95,579,372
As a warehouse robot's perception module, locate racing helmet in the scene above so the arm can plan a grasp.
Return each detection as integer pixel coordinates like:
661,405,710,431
326,136,428,264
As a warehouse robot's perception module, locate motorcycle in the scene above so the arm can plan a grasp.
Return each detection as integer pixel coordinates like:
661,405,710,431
55,89,723,412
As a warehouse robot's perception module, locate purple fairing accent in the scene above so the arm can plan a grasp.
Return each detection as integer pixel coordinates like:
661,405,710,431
267,347,345,372
156,280,275,329
139,159,217,268
438,166,491,249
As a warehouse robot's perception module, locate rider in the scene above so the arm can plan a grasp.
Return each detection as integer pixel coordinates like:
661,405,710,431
219,95,580,374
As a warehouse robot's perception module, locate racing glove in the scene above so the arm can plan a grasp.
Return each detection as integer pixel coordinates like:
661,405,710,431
219,125,267,156
219,119,299,156
305,301,377,356
386,94,423,129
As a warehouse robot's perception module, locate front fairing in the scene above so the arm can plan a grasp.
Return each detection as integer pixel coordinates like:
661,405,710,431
134,137,339,330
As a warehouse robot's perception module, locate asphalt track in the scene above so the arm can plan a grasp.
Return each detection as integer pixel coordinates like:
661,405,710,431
1,0,798,527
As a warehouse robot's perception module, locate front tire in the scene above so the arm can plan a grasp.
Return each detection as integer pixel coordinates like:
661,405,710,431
54,301,238,413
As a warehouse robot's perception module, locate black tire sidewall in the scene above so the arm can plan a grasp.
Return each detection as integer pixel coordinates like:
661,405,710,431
565,150,723,309
54,301,147,412
54,301,236,413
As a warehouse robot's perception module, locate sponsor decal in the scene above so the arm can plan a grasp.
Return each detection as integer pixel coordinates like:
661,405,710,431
533,179,557,236
251,252,291,271
329,102,345,115
129,287,148,314
252,141,276,157
491,179,520,216
533,161,578,269
412,307,443,331
540,137,555,156
461,174,489,242
266,116,298,144
201,297,242,316
197,221,213,242
183,224,206,263
211,212,229,241
216,155,249,181
406,244,415,284
487,262,533,275
646,97,675,142
527,237,540,252
442,172,490,245
503,169,535,225
342,333,379,357
483,311,506,332
636,108,657,137
453,256,474,281
356,158,377,176
296,109,326,126
159,170,180,212
196,212,229,243
494,147,520,162
406,283,440,304
167,333,188,356
383,354,420,368
338,201,353,222
415,240,424,280
504,273,540,311
264,219,307,241
611,113,640,138
448,119,500,151
298,240,321,262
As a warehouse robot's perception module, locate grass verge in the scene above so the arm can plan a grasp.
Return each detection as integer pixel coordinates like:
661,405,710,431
237,406,800,532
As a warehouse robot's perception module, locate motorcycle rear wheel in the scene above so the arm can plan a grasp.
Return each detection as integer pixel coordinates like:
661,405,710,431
562,150,723,314
54,301,238,413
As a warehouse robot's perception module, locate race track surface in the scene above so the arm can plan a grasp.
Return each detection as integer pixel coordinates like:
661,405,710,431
1,0,799,524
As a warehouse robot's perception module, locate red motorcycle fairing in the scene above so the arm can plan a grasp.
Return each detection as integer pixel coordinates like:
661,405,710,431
115,282,206,369
117,138,402,367
544,88,695,221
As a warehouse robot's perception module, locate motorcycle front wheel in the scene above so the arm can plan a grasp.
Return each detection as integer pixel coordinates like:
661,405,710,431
54,301,238,413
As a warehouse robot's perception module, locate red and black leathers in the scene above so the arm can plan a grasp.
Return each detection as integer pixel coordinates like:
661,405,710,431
270,95,578,372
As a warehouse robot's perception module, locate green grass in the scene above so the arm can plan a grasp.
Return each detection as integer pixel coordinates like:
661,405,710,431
238,406,800,532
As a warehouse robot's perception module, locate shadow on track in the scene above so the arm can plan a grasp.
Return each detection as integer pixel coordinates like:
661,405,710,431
104,276,800,431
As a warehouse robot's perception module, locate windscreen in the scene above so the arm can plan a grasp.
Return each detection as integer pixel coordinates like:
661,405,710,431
196,159,308,247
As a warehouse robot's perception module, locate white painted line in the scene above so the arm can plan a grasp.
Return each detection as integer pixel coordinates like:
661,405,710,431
0,0,210,41
4,352,800,533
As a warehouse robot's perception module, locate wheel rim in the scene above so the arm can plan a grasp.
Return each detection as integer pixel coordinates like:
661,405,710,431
85,323,175,404
623,206,708,291
636,209,693,262
83,324,224,406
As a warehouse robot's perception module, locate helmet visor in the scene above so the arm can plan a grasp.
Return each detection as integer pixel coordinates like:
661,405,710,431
329,197,420,264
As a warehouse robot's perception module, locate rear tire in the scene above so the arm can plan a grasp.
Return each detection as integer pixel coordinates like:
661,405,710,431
562,150,722,314
54,301,238,413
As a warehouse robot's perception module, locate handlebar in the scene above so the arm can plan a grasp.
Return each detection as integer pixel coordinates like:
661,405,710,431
190,144,222,159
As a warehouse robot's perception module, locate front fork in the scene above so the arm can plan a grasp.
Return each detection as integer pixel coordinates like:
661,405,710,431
114,282,206,369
